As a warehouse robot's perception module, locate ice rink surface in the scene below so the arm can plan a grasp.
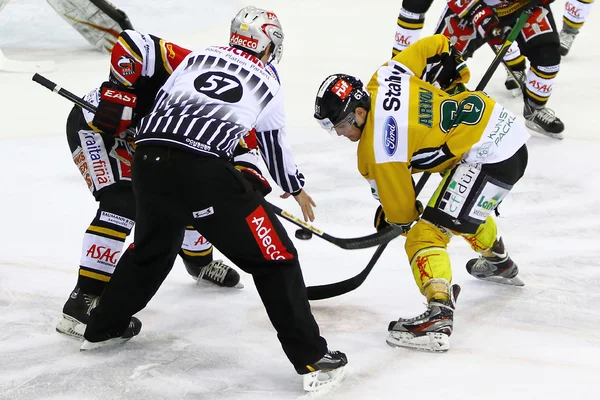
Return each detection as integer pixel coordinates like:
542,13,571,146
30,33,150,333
1,1,599,399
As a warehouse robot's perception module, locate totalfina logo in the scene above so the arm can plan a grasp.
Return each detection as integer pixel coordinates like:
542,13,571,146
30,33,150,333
383,116,398,156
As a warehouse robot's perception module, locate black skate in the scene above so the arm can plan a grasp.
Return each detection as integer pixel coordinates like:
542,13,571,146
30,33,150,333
524,102,564,140
559,25,579,57
466,237,524,286
296,350,348,392
56,287,99,340
80,316,142,351
184,259,243,289
387,284,461,352
504,67,525,97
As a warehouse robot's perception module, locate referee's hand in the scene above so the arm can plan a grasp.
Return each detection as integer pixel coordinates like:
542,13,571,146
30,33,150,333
281,189,316,222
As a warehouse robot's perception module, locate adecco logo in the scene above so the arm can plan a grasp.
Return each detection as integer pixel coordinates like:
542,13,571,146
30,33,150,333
383,116,398,156
230,33,259,50
246,205,293,261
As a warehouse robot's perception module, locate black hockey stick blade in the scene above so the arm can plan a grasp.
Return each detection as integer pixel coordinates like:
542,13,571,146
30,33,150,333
307,243,388,300
269,202,403,250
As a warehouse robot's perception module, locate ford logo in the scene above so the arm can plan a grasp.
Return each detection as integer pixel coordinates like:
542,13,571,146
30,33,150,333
383,116,398,156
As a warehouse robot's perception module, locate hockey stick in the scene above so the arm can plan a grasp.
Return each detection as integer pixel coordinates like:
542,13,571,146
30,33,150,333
31,72,405,250
269,202,404,250
32,73,97,112
306,12,532,300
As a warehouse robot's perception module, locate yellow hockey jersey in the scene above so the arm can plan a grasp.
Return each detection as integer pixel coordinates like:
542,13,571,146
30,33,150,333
357,35,529,225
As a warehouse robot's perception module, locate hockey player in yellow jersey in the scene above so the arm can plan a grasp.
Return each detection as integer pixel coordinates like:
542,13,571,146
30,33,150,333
314,34,529,352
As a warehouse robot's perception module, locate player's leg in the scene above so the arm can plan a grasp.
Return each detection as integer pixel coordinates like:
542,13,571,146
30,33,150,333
178,228,242,288
58,106,136,339
392,0,434,56
560,0,594,56
185,155,346,390
518,6,565,138
83,146,190,347
460,145,529,286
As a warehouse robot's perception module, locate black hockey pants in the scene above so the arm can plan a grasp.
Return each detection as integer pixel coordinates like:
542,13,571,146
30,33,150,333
84,145,327,371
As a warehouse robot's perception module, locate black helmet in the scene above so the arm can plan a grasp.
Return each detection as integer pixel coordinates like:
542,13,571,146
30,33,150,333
314,74,370,131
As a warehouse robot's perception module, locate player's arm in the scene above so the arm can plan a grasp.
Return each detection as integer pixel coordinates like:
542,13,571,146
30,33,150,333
392,34,470,90
255,89,315,220
368,162,420,231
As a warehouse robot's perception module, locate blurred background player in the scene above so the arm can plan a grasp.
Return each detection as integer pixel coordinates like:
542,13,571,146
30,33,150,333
314,34,528,352
392,0,529,98
560,0,595,55
434,0,565,139
46,0,133,52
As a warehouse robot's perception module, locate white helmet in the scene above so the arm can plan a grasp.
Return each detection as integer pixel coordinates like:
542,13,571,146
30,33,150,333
230,6,284,63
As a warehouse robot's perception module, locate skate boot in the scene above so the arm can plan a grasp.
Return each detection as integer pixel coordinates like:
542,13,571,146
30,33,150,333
56,287,100,339
80,316,142,351
559,25,579,57
296,350,348,392
523,102,564,140
504,67,525,97
184,259,243,288
387,280,461,352
466,237,524,286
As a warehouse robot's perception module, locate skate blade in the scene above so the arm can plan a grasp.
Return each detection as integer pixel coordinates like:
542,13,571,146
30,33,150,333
56,314,86,340
386,331,449,352
525,121,564,140
80,336,133,351
303,365,347,393
476,275,525,287
196,278,244,289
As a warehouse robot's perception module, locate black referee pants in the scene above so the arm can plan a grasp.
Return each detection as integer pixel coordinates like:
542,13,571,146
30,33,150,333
85,145,327,370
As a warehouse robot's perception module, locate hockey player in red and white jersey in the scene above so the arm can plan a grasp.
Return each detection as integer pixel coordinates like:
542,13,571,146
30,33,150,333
79,6,347,392
433,0,565,140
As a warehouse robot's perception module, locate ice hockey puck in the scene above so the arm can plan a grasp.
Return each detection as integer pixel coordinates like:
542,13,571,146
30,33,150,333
295,228,313,240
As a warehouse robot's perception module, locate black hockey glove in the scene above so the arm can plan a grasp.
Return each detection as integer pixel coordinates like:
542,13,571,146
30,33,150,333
235,164,272,196
374,204,390,232
430,47,466,90
374,201,423,232
92,81,137,136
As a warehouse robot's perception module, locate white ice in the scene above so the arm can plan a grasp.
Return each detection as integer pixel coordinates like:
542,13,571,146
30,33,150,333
1,1,599,399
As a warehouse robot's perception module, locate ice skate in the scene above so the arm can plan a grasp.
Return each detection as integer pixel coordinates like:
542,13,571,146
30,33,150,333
559,25,579,56
296,350,348,393
387,283,461,352
184,259,243,288
504,67,525,97
55,287,99,340
466,237,524,286
524,102,564,140
80,317,142,351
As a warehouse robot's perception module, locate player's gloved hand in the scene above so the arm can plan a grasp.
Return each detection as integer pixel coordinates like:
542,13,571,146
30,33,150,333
431,47,468,90
235,164,272,196
374,205,390,232
470,3,503,45
374,202,423,232
93,81,137,135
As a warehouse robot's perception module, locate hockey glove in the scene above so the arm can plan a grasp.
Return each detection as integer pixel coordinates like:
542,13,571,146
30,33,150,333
470,4,503,45
430,47,469,90
374,202,423,232
235,164,272,196
93,81,137,135
374,204,390,232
